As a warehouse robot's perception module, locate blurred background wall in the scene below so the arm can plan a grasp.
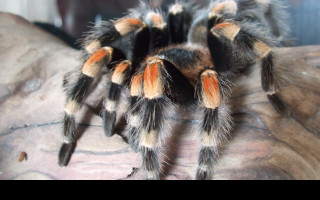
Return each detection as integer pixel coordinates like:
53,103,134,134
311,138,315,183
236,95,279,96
0,0,319,47
0,0,61,26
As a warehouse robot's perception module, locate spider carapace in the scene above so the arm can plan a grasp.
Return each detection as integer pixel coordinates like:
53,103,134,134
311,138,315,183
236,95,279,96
59,0,291,180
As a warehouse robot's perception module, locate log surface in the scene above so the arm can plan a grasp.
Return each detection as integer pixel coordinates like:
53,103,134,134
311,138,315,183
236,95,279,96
0,13,319,180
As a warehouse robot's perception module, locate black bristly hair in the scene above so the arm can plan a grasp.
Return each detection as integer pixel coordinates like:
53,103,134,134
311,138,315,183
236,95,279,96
59,0,292,180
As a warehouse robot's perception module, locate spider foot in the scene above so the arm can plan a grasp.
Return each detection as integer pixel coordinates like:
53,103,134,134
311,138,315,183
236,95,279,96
267,93,289,117
262,53,290,117
196,147,216,180
102,110,116,137
58,142,76,167
141,148,160,180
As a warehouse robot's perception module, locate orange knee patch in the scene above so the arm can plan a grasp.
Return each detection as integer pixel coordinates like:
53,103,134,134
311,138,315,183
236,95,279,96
214,23,231,29
147,13,166,29
111,60,132,84
82,47,113,78
114,18,145,35
211,22,240,41
152,14,164,25
85,40,101,54
201,70,221,109
144,60,164,99
131,73,144,97
124,18,144,26
253,41,271,59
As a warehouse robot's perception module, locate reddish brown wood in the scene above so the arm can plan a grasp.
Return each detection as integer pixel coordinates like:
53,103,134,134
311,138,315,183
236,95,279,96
0,13,319,180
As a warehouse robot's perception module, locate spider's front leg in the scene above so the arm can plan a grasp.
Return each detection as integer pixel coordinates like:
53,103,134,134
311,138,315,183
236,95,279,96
128,58,174,180
196,69,232,180
59,47,114,166
59,17,148,166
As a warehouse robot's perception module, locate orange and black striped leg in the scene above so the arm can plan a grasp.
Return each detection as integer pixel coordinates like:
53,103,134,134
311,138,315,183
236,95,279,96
209,20,272,71
59,47,113,167
103,60,132,137
84,18,146,55
139,97,170,180
136,59,173,180
234,28,288,115
208,16,288,116
103,23,150,137
196,69,232,180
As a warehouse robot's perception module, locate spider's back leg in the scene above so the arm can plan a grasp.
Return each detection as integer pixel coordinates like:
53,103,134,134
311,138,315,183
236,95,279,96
206,1,290,116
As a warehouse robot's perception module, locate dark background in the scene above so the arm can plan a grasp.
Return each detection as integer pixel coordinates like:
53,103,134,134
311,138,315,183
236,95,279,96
47,0,320,48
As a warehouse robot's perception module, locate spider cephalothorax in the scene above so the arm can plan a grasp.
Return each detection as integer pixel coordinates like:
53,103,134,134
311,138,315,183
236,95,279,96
59,0,291,180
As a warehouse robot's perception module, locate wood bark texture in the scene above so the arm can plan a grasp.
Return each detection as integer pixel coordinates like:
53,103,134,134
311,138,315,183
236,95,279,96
0,13,319,180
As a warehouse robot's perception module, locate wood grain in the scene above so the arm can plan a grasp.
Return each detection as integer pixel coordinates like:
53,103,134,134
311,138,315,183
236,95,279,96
0,13,319,180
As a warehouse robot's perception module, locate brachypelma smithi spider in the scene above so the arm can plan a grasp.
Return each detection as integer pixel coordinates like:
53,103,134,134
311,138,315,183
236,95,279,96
58,0,291,180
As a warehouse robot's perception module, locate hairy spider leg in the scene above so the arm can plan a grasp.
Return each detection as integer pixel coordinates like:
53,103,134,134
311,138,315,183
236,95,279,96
133,59,173,180
59,47,114,166
103,60,132,137
263,54,289,116
84,18,146,54
195,69,232,180
60,18,147,166
207,3,288,116
102,24,150,137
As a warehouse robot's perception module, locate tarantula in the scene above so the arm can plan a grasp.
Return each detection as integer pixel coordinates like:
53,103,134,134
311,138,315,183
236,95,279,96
58,0,291,180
